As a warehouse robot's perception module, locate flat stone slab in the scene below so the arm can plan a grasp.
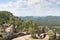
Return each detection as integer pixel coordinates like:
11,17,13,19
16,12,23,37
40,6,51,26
12,35,49,40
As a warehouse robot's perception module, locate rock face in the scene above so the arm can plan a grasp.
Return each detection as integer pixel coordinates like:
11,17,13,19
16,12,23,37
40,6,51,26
54,33,60,40
2,24,29,40
2,24,17,40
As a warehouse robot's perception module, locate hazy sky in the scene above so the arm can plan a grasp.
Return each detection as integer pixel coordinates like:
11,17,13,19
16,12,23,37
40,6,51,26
0,0,60,16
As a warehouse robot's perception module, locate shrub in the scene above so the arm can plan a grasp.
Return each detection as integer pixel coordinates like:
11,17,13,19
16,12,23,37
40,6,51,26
47,30,54,36
0,37,4,40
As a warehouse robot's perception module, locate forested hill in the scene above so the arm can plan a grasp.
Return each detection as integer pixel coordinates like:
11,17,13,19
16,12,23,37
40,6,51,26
0,11,13,24
0,11,21,26
20,16,60,26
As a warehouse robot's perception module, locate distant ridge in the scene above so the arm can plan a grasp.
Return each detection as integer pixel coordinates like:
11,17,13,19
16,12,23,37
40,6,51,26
20,16,60,26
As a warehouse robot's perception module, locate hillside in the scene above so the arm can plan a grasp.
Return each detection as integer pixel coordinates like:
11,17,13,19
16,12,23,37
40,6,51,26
20,16,60,26
0,11,13,24
0,11,60,40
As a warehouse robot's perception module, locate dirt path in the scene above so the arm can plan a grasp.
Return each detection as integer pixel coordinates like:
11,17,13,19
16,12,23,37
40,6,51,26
12,35,49,40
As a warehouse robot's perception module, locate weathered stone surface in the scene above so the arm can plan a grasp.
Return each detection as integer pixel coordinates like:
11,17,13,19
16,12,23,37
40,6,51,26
2,24,29,40
2,24,15,39
12,35,49,40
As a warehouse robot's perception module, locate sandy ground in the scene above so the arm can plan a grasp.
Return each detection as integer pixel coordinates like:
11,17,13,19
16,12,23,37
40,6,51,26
12,35,49,40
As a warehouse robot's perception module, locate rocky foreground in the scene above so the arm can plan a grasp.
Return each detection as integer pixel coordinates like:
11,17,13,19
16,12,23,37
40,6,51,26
12,35,49,40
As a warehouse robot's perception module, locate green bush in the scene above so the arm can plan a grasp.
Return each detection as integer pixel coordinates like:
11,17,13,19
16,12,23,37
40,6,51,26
49,36,54,40
47,30,54,36
0,37,4,40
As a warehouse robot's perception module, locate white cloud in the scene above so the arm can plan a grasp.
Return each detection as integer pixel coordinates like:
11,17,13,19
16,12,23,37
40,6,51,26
49,0,57,2
56,1,60,5
0,0,60,16
0,0,41,16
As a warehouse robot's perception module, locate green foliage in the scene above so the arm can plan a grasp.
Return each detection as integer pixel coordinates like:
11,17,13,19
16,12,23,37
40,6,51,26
49,36,54,40
28,27,37,38
0,11,13,24
47,30,54,36
49,26,60,34
0,37,4,40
